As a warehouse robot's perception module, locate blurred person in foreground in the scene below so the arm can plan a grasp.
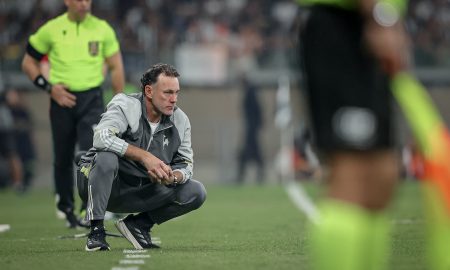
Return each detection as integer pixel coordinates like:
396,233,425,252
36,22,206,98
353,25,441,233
297,0,408,269
77,63,206,251
22,0,125,228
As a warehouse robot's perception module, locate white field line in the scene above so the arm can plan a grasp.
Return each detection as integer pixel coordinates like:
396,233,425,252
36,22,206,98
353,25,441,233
284,180,320,225
284,182,425,226
112,246,154,269
123,249,149,254
0,224,11,233
125,254,151,259
119,260,146,265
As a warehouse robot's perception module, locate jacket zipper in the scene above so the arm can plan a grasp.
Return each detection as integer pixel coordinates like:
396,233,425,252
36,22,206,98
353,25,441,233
146,123,173,151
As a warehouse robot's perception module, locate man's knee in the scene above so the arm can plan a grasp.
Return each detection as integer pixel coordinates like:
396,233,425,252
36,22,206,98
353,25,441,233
187,180,207,210
94,152,119,175
77,152,118,201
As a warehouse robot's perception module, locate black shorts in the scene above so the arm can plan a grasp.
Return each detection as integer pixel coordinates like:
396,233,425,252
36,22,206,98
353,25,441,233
300,6,393,152
0,130,15,157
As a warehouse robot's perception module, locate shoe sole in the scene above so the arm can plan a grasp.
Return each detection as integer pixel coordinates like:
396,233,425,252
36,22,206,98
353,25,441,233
115,220,143,250
85,245,110,251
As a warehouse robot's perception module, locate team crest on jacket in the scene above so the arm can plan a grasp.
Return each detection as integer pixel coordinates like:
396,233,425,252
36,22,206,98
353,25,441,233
88,41,99,56
163,135,169,149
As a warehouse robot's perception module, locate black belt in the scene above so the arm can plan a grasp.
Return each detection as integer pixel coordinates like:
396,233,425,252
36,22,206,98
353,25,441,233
70,86,101,93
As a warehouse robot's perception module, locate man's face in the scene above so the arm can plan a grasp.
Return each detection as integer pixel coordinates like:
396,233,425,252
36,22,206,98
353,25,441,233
146,74,180,117
65,0,92,21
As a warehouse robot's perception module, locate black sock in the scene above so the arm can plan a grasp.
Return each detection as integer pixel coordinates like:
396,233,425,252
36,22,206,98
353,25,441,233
91,219,104,230
133,213,154,230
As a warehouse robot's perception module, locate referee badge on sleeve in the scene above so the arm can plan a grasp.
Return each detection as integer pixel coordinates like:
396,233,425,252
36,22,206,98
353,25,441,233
88,41,99,56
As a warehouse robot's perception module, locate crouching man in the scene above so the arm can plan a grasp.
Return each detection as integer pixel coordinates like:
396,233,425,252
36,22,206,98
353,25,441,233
77,63,206,251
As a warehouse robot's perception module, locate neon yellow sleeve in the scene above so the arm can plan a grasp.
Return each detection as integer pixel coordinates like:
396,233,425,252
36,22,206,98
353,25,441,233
102,21,120,58
381,0,407,15
29,22,52,54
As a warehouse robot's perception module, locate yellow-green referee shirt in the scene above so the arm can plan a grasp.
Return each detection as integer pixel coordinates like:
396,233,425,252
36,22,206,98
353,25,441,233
28,13,120,91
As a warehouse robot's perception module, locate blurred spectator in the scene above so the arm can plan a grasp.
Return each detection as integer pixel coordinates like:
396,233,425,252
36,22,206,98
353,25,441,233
0,89,23,190
293,128,321,180
5,88,36,193
408,0,450,66
235,76,265,184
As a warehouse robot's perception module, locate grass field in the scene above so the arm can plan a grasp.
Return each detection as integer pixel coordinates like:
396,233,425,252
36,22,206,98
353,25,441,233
0,181,425,270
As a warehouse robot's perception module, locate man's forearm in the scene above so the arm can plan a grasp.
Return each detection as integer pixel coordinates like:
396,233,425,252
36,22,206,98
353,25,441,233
123,143,148,163
22,54,41,82
93,128,128,156
111,66,125,95
107,52,125,94
360,0,408,76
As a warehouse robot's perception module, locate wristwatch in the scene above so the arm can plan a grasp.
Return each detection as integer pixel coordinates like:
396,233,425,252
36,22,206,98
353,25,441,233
372,2,399,27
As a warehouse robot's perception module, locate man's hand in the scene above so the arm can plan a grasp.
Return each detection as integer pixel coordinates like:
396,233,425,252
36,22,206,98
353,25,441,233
141,152,172,184
161,170,183,186
50,84,77,108
124,144,181,185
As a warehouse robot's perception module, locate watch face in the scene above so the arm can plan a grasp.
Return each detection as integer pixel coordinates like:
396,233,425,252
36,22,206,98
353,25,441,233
37,76,45,87
373,2,399,27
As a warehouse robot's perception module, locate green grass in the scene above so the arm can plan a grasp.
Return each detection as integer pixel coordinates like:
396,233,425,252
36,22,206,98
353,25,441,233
0,182,426,270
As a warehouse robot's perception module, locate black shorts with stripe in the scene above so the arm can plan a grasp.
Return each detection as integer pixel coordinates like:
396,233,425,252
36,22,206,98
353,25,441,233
299,5,394,152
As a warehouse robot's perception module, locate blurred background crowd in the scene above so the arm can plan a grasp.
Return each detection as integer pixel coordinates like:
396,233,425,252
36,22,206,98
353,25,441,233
408,0,450,67
1,0,450,83
0,0,450,191
2,0,300,85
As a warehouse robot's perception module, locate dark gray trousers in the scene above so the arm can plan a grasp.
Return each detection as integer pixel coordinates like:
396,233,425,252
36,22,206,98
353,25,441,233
77,152,206,224
51,87,103,213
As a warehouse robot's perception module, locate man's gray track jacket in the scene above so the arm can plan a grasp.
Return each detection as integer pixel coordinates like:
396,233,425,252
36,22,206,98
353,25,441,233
82,92,193,184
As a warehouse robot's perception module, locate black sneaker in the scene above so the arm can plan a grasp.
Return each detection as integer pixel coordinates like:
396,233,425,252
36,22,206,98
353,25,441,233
115,215,160,249
85,227,110,251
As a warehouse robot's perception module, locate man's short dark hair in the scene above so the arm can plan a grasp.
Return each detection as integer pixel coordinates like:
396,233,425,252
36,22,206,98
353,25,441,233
140,63,180,92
